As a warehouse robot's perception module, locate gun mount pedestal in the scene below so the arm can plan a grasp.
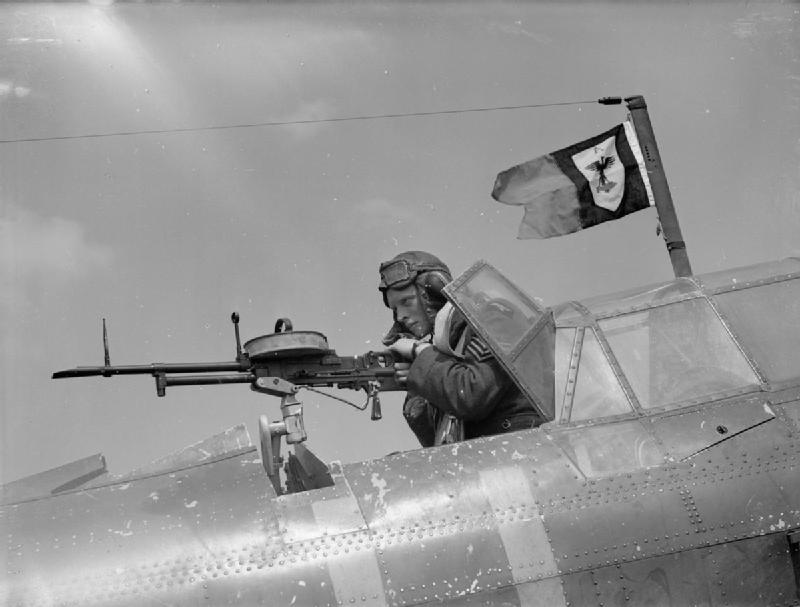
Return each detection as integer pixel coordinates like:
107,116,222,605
254,377,307,494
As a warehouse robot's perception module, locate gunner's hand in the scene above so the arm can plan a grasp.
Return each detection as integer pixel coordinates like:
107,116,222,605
393,361,411,386
387,337,417,360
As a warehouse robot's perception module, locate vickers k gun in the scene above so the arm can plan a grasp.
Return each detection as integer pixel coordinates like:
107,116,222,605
52,313,401,492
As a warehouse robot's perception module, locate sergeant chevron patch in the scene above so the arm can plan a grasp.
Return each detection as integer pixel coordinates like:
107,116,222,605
465,336,493,362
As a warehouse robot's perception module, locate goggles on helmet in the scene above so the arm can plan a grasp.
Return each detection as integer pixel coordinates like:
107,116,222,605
378,259,418,291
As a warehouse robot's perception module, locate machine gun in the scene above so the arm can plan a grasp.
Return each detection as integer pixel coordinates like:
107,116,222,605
52,313,402,492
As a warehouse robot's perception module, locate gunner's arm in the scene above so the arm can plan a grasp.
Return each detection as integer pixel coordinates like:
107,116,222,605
405,337,508,421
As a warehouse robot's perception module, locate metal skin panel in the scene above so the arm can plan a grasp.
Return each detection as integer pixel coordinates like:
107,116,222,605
646,395,776,461
271,461,387,606
540,409,800,582
703,535,797,605
561,535,797,606
561,550,712,606
374,512,516,605
541,464,697,575
771,389,800,447
776,396,800,433
680,419,800,547
1,449,280,607
344,430,583,524
769,386,800,408
275,462,367,545
417,576,566,607
341,429,581,606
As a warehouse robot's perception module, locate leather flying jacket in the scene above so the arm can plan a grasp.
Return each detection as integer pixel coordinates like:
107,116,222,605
403,313,543,446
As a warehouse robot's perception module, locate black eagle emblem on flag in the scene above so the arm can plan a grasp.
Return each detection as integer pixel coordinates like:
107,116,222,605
586,155,617,193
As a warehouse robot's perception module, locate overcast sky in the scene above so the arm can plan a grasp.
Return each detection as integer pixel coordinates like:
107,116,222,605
1,1,798,485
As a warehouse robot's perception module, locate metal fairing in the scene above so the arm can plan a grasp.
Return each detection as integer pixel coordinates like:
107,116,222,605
2,448,278,606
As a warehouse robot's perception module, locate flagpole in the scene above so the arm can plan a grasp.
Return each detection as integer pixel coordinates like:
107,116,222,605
604,95,693,278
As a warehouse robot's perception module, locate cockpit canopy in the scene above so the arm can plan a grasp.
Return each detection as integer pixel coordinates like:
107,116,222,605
443,261,556,420
445,258,800,425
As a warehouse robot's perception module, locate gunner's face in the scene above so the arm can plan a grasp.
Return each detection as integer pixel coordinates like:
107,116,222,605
386,284,433,338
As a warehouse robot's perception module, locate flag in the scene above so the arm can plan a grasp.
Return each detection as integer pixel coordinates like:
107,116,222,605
491,119,654,239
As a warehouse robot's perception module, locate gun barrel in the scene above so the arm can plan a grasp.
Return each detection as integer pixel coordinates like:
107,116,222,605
52,361,246,379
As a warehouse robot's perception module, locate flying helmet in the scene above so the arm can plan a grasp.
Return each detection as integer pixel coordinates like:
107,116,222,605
378,250,452,306
378,251,453,342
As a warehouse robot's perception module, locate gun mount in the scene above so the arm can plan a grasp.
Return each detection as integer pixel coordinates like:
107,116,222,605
52,313,401,493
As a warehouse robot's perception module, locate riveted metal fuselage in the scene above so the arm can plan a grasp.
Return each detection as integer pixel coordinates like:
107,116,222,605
3,258,800,606
2,396,799,606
